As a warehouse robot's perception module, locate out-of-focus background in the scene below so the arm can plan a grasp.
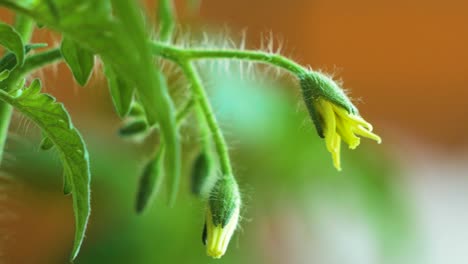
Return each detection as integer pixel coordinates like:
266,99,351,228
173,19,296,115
1,0,468,263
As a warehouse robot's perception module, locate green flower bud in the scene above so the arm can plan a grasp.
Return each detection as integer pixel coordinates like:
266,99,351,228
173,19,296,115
203,175,241,258
298,71,381,171
118,119,148,137
299,71,357,138
191,151,216,197
135,148,164,213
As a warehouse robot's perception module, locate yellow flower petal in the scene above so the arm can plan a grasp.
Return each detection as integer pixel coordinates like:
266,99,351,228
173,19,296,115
319,99,337,152
205,207,240,259
331,134,342,171
332,104,373,131
336,116,361,149
354,125,382,144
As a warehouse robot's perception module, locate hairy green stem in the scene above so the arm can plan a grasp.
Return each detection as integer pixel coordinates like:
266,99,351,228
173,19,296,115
158,0,176,42
0,15,35,166
3,48,62,89
180,61,233,176
151,41,307,75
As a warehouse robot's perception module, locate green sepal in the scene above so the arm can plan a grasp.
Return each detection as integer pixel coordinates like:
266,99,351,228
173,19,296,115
208,176,241,227
298,71,358,137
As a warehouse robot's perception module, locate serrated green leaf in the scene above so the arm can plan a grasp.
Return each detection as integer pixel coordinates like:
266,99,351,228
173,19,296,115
61,37,94,86
1,0,181,210
104,65,134,117
0,23,24,68
0,79,90,260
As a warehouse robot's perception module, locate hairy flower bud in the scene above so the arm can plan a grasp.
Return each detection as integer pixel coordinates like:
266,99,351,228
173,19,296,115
203,175,241,258
299,71,381,170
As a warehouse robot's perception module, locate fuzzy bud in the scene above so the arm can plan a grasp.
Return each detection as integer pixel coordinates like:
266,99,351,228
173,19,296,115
203,175,241,258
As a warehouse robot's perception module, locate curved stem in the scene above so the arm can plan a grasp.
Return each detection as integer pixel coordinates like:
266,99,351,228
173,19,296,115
158,0,176,42
179,61,233,176
3,48,62,89
151,41,307,76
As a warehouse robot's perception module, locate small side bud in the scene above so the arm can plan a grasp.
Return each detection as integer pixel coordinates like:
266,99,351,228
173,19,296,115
135,148,164,213
191,151,216,197
118,119,148,137
204,176,241,259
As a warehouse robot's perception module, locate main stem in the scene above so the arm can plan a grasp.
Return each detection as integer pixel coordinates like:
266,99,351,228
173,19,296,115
180,61,233,176
0,15,34,166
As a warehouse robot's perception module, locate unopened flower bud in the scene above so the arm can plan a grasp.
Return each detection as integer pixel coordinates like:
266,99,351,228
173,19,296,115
191,151,216,197
203,175,241,258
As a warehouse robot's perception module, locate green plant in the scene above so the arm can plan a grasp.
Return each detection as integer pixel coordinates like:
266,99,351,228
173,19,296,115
0,0,381,261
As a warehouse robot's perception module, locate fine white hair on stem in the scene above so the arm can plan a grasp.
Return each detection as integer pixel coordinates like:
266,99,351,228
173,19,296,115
167,26,298,84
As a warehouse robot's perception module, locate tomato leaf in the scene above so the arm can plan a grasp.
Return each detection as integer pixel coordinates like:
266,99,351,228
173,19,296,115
0,22,24,68
61,37,94,86
0,79,91,260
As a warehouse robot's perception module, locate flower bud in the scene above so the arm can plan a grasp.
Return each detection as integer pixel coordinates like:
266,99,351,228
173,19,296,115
191,151,216,197
203,175,241,258
135,148,164,213
118,119,148,137
299,71,381,171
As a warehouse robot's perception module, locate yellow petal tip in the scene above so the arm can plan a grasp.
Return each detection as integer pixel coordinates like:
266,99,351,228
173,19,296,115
207,248,224,259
